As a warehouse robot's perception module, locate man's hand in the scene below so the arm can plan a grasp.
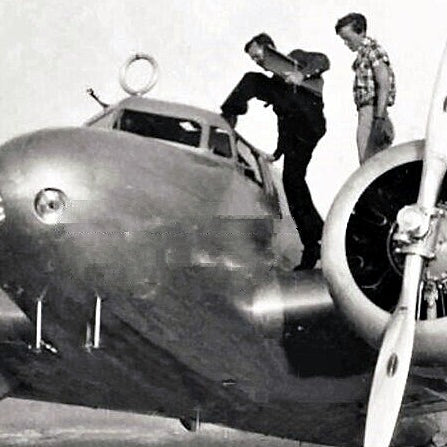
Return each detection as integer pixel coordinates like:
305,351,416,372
264,149,283,162
283,71,305,86
264,154,276,162
370,116,393,150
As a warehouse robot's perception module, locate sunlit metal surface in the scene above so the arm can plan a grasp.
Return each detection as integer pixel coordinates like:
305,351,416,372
238,271,333,334
0,195,5,223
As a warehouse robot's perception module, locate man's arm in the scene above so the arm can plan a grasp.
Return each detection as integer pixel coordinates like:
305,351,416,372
370,60,394,149
373,60,391,118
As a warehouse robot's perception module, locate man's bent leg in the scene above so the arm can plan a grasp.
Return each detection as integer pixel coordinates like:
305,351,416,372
221,72,281,117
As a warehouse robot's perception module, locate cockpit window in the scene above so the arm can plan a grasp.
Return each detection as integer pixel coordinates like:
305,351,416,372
117,109,202,147
208,126,232,158
235,137,263,186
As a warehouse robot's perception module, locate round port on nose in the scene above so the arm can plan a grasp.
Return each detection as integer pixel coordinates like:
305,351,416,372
34,188,67,224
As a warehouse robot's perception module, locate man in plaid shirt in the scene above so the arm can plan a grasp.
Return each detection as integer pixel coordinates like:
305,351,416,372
335,13,395,164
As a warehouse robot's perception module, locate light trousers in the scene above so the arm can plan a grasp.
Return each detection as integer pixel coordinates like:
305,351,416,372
357,105,394,164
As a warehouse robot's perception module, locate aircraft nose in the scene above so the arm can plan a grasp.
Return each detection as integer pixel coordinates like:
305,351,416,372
0,127,220,295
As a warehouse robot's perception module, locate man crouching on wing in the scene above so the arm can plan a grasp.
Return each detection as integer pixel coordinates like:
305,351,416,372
221,32,329,270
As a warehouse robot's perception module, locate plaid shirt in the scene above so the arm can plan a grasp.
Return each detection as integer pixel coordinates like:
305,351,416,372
352,36,396,110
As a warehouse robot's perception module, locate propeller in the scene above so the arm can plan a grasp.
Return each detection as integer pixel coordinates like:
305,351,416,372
363,42,447,447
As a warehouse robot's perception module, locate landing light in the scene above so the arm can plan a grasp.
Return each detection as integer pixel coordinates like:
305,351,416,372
34,188,67,224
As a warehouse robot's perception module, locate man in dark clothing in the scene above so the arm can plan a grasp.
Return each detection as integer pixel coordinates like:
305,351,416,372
221,33,329,270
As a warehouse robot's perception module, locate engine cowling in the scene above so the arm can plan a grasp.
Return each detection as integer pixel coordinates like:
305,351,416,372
322,139,447,364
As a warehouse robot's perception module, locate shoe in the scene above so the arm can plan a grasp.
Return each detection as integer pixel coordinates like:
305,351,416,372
220,113,237,128
294,244,321,271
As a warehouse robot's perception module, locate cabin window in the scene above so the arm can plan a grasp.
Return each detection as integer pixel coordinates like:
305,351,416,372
235,137,263,186
208,127,232,158
117,109,202,147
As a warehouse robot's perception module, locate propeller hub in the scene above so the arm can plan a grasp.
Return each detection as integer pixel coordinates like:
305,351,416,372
392,205,446,262
395,205,428,240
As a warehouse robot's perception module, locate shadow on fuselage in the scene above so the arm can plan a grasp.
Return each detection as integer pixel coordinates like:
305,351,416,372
282,310,376,378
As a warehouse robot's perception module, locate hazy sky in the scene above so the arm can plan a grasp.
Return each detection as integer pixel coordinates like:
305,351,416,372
0,0,446,213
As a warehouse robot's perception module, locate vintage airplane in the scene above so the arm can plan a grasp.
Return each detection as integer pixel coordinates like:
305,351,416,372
1,47,447,447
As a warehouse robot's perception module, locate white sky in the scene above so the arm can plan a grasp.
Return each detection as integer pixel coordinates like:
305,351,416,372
0,0,446,214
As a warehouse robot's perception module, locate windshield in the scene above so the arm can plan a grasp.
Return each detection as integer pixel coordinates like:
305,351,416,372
117,109,202,147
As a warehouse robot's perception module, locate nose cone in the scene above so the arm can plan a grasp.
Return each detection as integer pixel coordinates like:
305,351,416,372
0,127,227,301
0,126,224,227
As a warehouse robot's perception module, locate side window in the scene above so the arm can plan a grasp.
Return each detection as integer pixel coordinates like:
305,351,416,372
235,137,263,186
208,126,232,158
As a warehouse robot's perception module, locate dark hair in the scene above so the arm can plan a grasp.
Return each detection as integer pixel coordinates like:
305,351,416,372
244,33,275,53
335,13,367,35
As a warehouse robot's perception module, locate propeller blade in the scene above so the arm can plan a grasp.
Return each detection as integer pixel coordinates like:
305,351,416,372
364,255,422,447
364,41,447,447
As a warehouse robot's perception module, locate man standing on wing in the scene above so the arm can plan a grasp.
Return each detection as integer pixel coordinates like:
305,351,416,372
335,13,396,164
221,33,329,270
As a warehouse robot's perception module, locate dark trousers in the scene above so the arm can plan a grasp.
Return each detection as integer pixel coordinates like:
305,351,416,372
280,119,324,246
221,72,325,247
